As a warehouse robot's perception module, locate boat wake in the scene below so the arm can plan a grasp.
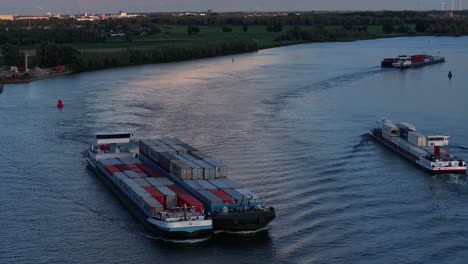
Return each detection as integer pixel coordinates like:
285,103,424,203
446,174,468,185
452,145,468,151
144,234,211,244
350,133,372,152
434,174,468,186
214,226,270,235
262,67,383,113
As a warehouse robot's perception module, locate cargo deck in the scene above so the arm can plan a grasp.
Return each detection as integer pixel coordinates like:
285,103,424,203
138,138,276,232
381,54,445,68
371,119,466,174
86,133,213,240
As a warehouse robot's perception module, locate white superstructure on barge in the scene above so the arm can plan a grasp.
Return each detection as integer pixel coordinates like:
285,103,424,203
370,119,466,174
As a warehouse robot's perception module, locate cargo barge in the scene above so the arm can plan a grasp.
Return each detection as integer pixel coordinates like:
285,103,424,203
381,54,445,68
138,138,276,232
86,133,212,240
370,119,466,174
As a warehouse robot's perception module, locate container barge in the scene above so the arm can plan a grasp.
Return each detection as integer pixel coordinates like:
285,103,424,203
370,119,466,174
381,54,445,68
86,133,212,240
138,138,276,232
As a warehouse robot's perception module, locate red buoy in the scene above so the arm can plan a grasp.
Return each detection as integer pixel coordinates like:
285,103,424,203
57,99,64,108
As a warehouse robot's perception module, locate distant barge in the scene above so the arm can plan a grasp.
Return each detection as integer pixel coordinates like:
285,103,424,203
370,119,466,174
381,54,445,68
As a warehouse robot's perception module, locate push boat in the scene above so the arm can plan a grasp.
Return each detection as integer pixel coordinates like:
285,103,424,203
86,132,213,240
381,54,445,68
370,119,467,174
138,138,276,232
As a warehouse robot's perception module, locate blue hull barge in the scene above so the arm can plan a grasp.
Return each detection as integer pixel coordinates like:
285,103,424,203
86,133,212,240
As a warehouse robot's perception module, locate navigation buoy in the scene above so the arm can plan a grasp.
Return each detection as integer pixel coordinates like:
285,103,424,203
57,99,64,108
448,71,453,79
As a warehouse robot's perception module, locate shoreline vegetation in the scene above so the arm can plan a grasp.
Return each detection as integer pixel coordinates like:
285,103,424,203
1,11,468,84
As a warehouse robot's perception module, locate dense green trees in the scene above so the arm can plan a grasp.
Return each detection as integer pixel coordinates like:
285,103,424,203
187,25,200,35
72,39,258,72
1,11,468,46
266,23,283,32
0,27,105,45
36,43,79,67
1,44,23,66
221,25,232,32
382,23,395,34
275,26,373,42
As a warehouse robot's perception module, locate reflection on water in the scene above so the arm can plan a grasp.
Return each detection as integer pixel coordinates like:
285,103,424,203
1,36,468,264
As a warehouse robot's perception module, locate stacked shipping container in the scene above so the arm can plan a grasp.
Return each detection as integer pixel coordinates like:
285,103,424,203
139,138,264,211
99,156,206,216
139,138,227,181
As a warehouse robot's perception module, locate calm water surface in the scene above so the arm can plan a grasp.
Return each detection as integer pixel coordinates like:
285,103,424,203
1,37,468,264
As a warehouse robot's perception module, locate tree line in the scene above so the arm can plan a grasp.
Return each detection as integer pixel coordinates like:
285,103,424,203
0,27,105,45
276,26,374,42
72,39,258,72
1,11,468,46
2,40,258,71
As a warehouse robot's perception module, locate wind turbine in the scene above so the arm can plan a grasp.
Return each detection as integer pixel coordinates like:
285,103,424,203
441,1,446,11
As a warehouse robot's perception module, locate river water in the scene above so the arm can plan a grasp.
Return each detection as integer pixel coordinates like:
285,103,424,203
1,36,468,264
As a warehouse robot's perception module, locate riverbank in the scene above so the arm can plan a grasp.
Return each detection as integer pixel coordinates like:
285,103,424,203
1,71,72,84
6,25,467,84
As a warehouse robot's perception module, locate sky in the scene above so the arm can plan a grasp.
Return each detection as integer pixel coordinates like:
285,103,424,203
0,0,464,14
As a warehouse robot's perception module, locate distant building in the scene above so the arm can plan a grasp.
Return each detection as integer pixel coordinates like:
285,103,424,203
109,33,126,37
16,15,49,20
0,14,14,20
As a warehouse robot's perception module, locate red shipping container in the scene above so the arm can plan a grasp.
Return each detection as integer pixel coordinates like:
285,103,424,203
104,165,120,175
177,193,204,212
144,186,165,206
127,164,144,173
168,184,188,195
210,189,235,204
137,163,164,178
115,164,130,171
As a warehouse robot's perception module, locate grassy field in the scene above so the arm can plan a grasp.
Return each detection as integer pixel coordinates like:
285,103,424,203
17,24,420,53
13,23,424,55
70,25,315,51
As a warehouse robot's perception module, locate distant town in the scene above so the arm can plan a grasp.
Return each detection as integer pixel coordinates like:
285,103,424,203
0,10,303,22
1,9,468,83
1,7,466,22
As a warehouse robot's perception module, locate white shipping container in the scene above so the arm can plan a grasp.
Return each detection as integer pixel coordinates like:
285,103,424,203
133,177,152,188
397,122,416,132
146,177,166,187
160,137,177,145
170,160,192,180
139,139,152,154
204,158,227,178
142,196,164,216
382,122,399,137
113,172,128,185
408,132,426,147
168,144,188,155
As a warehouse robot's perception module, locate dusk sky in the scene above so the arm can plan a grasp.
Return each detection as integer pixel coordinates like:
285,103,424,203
0,0,463,14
